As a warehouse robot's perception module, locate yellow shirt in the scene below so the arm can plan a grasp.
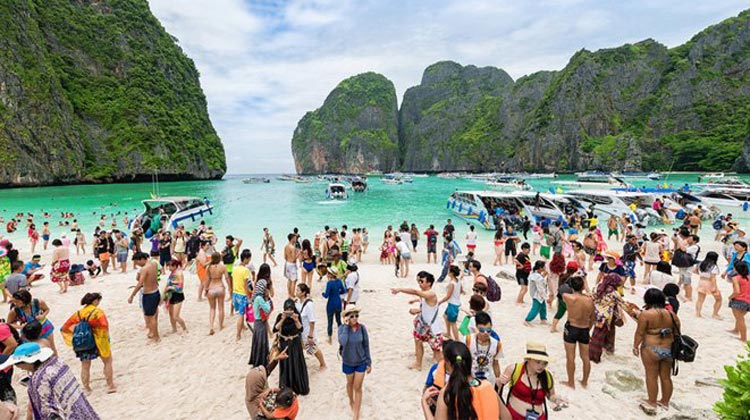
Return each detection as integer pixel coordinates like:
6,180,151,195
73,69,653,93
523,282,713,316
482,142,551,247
232,265,250,295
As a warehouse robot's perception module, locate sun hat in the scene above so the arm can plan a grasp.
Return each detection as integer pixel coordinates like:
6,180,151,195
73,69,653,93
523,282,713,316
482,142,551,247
326,266,340,277
524,341,550,363
603,250,620,260
342,306,362,319
0,343,54,371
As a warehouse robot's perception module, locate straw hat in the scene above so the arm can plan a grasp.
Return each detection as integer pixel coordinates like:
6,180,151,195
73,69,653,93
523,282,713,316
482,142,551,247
342,305,362,319
603,250,620,260
326,266,340,277
0,343,54,371
524,341,550,362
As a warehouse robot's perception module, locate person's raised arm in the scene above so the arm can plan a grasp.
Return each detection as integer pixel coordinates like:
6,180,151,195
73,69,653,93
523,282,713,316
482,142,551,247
391,287,431,299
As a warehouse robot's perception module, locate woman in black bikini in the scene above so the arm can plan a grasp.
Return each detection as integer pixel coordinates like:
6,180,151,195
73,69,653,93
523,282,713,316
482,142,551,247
632,288,679,415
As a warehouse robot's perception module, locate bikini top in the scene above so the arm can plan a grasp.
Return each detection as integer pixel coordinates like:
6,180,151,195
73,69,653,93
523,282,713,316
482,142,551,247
510,364,546,406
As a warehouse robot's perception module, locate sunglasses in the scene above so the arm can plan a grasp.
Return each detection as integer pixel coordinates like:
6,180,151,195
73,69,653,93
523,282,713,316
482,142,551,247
472,288,486,293
477,327,492,333
348,314,359,319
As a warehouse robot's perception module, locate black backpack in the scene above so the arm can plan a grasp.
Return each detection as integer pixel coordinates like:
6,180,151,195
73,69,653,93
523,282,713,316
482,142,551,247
222,246,235,265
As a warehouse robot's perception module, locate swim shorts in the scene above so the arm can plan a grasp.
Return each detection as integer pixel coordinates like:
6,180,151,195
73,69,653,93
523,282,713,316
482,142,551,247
42,234,50,241
516,271,529,286
142,291,160,316
608,229,618,236
116,251,128,263
168,292,185,305
563,322,591,344
678,267,692,286
540,246,551,259
414,329,444,352
342,362,368,375
583,247,596,256
445,303,460,323
624,260,636,279
98,252,110,261
285,262,298,280
232,293,248,315
427,244,436,254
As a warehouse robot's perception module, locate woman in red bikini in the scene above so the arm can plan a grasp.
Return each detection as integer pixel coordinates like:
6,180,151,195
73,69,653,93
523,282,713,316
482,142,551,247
498,341,567,420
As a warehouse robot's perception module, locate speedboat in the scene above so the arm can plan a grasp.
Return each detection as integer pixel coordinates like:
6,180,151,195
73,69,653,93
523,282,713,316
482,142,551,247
129,197,213,238
382,174,404,185
520,172,557,179
437,172,461,179
693,189,750,216
242,177,270,184
277,174,296,181
351,177,367,192
510,192,568,225
485,176,532,192
326,183,348,200
447,191,527,230
565,190,638,221
613,192,683,225
613,171,661,181
693,176,750,190
552,172,632,189
293,176,313,183
698,172,725,182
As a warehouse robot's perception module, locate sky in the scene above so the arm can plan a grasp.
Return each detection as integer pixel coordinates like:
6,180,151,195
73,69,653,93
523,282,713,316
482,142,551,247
146,0,749,174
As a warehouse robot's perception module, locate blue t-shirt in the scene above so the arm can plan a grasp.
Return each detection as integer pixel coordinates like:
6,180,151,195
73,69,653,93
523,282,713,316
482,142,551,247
322,279,347,312
22,262,41,276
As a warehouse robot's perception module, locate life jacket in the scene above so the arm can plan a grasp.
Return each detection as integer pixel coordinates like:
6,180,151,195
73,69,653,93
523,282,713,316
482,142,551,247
469,380,501,420
501,362,553,408
433,360,447,389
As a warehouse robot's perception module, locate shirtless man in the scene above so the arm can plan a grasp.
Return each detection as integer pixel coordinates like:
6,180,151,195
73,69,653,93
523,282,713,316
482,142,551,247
607,214,620,242
561,276,595,388
284,234,299,298
688,211,702,235
128,252,161,342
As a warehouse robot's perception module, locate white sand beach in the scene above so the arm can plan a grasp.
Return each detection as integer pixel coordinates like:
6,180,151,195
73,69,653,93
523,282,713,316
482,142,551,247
5,231,737,420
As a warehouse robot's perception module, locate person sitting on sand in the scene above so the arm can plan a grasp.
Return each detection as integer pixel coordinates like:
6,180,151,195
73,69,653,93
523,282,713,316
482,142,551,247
498,341,567,420
421,340,505,420
22,255,45,285
128,252,160,342
392,271,444,370
524,261,549,327
633,288,679,415
61,292,116,394
560,276,595,389
258,387,299,420
245,347,288,418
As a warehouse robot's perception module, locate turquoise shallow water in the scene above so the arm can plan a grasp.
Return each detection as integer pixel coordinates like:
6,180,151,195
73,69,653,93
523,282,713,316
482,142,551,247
0,173,745,243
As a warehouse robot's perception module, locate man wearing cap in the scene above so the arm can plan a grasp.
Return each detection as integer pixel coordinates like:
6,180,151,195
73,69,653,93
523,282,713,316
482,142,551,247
1,343,100,419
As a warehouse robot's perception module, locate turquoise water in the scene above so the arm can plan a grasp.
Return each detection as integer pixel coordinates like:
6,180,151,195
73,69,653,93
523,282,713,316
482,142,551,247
0,173,744,243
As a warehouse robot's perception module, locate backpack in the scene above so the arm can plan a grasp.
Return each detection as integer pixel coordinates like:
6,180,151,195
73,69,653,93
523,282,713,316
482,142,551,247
484,275,502,302
500,362,553,411
669,311,698,375
712,219,723,230
72,310,97,354
671,248,694,268
429,233,438,245
222,246,235,265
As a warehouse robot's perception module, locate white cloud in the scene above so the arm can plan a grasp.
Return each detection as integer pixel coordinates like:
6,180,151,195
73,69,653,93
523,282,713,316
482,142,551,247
146,0,749,174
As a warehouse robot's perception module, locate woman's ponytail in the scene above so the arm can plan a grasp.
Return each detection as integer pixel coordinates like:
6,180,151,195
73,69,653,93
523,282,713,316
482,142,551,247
443,342,477,420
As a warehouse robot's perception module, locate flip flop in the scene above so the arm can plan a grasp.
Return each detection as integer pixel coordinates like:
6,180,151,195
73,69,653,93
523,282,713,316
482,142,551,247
639,402,657,416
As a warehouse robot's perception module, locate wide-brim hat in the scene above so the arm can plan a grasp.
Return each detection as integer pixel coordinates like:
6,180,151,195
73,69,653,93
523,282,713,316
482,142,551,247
326,266,340,277
524,341,550,362
342,306,362,318
603,250,620,260
0,343,53,371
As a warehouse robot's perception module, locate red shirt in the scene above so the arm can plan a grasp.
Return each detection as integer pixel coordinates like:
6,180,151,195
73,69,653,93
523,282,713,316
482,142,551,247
734,275,750,303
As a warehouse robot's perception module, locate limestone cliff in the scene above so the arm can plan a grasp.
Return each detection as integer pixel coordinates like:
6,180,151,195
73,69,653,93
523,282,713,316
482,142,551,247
292,72,399,174
291,10,750,173
0,0,226,186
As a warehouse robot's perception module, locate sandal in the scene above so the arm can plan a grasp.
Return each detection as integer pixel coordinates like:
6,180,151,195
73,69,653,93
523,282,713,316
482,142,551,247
639,402,657,416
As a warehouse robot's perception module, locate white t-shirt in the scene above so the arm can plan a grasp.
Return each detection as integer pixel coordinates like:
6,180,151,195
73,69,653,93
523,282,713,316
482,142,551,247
399,232,412,249
699,265,719,279
344,272,360,303
466,231,477,246
686,244,699,260
649,271,676,289
296,300,316,340
462,334,500,384
396,241,411,256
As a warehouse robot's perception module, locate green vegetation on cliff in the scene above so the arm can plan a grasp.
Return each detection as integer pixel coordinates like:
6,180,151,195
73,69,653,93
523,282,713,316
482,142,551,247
0,0,225,186
292,72,399,174
292,10,750,173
